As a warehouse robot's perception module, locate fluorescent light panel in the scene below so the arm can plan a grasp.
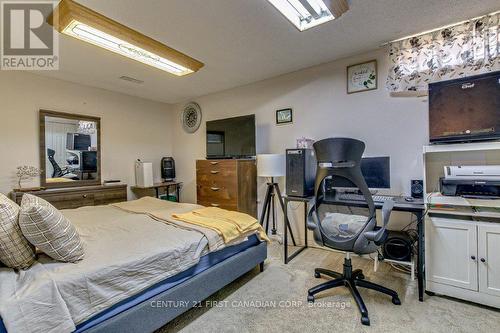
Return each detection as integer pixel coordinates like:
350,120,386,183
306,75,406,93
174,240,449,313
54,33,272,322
267,0,335,31
63,21,192,75
48,0,203,76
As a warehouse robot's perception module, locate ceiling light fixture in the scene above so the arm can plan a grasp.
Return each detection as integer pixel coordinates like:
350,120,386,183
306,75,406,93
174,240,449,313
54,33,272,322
48,0,204,76
266,0,349,31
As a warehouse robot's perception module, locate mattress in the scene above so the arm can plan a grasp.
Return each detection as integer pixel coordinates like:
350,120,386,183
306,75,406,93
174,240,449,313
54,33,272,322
0,204,253,333
0,235,260,333
74,235,260,332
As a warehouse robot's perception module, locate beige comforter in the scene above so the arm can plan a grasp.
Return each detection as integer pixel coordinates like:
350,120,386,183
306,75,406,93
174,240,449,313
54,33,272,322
0,203,227,333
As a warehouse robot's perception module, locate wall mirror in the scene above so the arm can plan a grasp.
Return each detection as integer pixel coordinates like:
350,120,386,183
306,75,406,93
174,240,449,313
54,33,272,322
40,110,101,188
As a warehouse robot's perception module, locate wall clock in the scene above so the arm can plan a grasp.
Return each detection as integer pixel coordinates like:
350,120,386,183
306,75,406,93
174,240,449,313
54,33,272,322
181,102,202,133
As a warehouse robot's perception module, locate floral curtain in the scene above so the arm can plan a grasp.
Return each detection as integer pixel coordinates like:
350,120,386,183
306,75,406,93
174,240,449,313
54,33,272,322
386,12,500,92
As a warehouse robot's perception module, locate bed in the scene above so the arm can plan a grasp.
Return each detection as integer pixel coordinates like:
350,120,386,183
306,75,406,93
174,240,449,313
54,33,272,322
0,199,267,333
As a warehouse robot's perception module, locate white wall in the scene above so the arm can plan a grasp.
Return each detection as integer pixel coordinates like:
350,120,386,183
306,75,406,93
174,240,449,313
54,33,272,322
0,71,174,197
172,48,429,240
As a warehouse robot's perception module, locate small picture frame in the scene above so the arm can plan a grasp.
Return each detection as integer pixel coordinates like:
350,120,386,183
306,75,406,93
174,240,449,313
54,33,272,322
347,60,377,94
276,108,293,125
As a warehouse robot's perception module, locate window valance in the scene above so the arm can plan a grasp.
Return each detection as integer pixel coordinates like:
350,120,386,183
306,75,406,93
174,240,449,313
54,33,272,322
386,12,499,92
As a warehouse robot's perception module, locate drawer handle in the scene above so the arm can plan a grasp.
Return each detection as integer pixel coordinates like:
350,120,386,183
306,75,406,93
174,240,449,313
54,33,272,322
210,170,219,174
210,203,220,207
210,161,219,165
210,187,220,191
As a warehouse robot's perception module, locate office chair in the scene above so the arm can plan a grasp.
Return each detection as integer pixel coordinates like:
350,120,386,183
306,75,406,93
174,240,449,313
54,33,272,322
47,149,78,179
306,138,400,326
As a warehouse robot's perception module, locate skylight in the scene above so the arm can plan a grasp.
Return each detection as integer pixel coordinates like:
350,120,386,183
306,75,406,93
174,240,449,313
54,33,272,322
267,0,337,31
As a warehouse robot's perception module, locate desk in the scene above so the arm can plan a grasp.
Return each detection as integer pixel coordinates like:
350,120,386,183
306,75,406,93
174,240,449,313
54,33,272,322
284,193,426,302
283,195,309,264
131,182,182,202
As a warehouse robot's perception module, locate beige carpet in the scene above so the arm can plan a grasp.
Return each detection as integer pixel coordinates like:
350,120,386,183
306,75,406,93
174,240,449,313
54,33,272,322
157,242,500,333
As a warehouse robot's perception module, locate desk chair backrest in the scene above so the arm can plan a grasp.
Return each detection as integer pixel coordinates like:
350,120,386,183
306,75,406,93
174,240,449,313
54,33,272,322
47,148,64,178
307,138,393,254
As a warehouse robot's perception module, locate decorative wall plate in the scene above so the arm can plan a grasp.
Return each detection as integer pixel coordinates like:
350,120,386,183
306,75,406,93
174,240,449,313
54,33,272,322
181,102,202,133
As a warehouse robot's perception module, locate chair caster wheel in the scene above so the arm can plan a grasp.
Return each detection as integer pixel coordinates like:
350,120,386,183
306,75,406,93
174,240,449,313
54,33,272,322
392,297,401,305
307,295,315,303
357,273,365,280
314,272,321,278
361,316,370,326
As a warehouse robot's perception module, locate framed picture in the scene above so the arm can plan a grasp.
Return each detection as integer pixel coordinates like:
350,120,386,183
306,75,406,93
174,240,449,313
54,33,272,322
276,108,293,125
347,60,377,94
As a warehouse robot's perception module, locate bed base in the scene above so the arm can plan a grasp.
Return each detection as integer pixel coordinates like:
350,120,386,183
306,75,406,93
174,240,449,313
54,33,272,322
84,242,267,333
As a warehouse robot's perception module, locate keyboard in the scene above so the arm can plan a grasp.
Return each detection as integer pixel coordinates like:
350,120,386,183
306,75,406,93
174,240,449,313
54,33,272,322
337,193,394,203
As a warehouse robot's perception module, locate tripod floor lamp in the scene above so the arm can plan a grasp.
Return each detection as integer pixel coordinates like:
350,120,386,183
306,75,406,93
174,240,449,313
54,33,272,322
257,154,296,245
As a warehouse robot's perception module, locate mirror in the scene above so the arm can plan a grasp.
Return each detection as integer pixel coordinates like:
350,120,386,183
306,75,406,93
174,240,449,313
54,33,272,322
40,110,101,188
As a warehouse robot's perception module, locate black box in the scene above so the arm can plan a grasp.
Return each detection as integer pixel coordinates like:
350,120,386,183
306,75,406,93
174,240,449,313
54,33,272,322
286,149,317,197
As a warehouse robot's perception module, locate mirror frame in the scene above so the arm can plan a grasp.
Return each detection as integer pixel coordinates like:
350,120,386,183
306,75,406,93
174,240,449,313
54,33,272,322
39,109,102,189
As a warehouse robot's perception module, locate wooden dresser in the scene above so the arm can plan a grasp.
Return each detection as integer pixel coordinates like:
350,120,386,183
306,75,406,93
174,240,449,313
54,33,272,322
196,159,257,217
10,184,127,210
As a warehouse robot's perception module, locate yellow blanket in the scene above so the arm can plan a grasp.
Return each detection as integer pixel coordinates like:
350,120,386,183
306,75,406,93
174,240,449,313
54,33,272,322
172,207,270,244
113,197,269,245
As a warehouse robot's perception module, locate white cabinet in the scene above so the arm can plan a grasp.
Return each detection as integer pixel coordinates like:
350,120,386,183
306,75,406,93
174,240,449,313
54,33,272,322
427,217,477,290
426,216,500,308
478,225,500,297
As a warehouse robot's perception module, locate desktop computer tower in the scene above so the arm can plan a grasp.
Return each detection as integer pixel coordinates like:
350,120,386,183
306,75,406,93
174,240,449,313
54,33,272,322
286,149,317,197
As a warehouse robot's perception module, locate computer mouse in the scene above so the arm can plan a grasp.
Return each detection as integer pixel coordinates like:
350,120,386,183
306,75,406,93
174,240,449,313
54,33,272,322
404,197,414,202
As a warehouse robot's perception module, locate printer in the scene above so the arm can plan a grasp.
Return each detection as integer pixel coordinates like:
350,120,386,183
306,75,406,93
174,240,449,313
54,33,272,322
440,165,500,198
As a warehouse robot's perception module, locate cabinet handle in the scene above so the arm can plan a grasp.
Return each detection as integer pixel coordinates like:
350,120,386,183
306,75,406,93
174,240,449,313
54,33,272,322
82,194,87,198
210,203,220,207
210,170,219,174
210,187,220,191
210,162,219,165
471,256,476,260
480,258,486,263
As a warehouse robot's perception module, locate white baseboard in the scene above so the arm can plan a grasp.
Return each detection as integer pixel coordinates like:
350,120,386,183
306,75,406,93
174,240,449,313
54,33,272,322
427,280,500,309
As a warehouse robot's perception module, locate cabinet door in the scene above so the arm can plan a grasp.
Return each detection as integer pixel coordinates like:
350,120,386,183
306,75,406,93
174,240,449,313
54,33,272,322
478,224,500,297
427,217,478,290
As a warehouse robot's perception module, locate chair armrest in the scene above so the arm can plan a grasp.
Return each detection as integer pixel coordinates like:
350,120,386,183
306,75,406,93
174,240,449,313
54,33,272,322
307,205,318,230
364,200,394,245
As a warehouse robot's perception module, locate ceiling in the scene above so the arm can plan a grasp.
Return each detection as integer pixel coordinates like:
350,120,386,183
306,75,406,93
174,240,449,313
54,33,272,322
30,0,499,104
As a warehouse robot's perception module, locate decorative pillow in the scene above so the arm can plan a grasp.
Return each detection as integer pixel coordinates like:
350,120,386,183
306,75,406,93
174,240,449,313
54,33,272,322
0,193,36,269
19,194,85,263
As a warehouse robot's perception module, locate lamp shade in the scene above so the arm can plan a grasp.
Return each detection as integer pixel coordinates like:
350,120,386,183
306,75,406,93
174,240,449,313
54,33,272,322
257,154,285,178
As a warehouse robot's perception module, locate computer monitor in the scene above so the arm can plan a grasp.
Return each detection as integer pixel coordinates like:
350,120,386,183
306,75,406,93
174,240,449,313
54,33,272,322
325,156,391,190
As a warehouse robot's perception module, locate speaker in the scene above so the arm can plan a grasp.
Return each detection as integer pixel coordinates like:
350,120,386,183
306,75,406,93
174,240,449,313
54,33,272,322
411,179,424,198
161,157,176,181
382,231,414,262
286,149,317,197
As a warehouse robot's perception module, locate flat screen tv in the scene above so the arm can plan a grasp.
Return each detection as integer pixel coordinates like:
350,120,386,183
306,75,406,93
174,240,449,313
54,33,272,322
429,71,500,144
206,115,256,159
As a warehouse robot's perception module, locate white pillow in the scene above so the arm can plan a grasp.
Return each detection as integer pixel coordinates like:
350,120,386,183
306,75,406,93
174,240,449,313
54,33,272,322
19,194,85,263
0,193,36,269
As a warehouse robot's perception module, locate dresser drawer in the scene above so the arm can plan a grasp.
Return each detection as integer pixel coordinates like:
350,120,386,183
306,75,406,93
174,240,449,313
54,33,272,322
40,192,95,210
10,185,128,210
94,188,127,205
197,200,238,211
196,168,237,183
197,159,237,169
197,184,237,204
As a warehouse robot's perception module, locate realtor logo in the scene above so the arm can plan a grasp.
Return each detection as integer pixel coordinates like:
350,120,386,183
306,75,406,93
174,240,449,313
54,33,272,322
1,1,59,70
